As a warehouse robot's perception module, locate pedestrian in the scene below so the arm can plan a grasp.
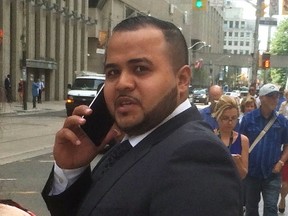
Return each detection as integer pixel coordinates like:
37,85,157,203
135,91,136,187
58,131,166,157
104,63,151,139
42,16,243,216
239,83,288,216
276,86,285,111
278,89,288,213
32,81,39,108
199,84,223,130
37,79,44,103
4,74,12,103
213,95,249,179
17,79,24,104
278,89,288,118
239,95,257,124
248,84,261,108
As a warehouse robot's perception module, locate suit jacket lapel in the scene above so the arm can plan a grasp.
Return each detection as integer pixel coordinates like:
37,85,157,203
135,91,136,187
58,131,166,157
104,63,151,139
77,106,202,215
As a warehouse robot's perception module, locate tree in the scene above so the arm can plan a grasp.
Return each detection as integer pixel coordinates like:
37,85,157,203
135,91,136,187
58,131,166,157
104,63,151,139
270,18,288,86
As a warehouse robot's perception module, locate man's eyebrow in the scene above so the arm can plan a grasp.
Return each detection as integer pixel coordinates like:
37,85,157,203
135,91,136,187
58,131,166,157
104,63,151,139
104,63,118,70
127,58,153,65
104,58,153,69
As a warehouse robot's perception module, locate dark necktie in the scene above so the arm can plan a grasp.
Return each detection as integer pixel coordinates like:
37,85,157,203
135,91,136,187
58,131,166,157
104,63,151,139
100,140,132,176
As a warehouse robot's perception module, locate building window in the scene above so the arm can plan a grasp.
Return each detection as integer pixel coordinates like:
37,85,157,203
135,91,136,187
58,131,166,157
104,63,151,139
245,50,249,55
235,21,239,28
229,32,232,37
246,32,250,37
240,32,244,37
224,32,227,37
246,41,250,46
234,50,238,54
224,41,227,45
240,41,244,46
241,21,245,28
229,21,233,28
235,32,239,37
228,41,232,45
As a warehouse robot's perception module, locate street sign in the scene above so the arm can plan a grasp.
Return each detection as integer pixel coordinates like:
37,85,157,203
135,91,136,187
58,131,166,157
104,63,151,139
259,18,277,25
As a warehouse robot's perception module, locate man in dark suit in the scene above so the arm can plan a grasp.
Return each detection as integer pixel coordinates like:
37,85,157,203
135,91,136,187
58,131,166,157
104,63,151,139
42,16,243,216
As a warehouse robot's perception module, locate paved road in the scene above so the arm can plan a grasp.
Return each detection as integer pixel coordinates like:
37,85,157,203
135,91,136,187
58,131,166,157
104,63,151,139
0,110,65,165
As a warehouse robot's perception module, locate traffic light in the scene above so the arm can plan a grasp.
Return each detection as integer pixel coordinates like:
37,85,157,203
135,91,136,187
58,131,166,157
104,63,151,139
260,2,268,17
192,0,207,11
262,52,271,69
283,0,288,15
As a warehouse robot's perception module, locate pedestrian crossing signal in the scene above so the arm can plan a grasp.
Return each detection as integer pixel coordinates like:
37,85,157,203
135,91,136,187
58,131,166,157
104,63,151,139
263,60,270,69
262,52,271,69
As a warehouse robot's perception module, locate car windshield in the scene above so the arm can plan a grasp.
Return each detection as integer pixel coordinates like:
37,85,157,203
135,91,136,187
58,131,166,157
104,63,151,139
72,79,104,90
197,89,206,94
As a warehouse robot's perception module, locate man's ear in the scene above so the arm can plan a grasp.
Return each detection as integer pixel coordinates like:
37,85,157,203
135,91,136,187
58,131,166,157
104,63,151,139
177,65,191,90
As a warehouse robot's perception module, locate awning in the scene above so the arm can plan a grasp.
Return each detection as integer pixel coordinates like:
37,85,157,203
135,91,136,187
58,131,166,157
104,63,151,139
26,59,57,70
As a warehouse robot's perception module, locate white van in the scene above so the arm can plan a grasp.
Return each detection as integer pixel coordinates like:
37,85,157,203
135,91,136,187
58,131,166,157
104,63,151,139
65,71,105,116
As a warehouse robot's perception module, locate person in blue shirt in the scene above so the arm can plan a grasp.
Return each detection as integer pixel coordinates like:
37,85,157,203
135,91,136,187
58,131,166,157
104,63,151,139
199,85,223,130
239,83,288,216
276,86,285,111
32,81,39,108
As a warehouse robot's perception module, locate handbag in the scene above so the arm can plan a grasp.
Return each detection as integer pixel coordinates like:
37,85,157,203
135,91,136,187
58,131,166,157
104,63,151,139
249,114,277,153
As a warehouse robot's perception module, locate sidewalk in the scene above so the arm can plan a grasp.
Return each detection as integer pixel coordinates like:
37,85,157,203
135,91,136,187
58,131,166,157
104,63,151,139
0,100,66,115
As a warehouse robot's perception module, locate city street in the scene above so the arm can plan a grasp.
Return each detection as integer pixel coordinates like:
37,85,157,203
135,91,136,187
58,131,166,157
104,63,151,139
0,105,283,215
0,109,66,215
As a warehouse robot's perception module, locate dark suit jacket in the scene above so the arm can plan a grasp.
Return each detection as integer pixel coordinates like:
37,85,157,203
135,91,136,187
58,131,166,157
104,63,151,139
42,106,243,216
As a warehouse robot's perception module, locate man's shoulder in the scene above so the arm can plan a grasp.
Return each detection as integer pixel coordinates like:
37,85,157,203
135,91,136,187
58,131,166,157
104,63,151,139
199,106,210,114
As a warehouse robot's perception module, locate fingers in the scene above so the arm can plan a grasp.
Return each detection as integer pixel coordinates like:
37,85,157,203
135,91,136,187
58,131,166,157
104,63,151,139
72,105,92,117
56,128,81,146
63,105,92,128
101,125,124,145
57,105,93,146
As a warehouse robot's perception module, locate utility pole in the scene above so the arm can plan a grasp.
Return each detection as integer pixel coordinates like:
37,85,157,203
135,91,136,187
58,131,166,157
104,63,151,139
251,0,262,86
21,0,27,110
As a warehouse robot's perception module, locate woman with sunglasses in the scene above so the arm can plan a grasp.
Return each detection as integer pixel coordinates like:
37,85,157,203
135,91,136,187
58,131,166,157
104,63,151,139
213,95,249,179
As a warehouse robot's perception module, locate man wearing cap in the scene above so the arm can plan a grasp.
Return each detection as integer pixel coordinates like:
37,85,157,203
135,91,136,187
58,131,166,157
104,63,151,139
239,83,288,216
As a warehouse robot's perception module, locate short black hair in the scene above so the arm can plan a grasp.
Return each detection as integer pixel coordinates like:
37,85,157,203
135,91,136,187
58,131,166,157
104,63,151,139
112,16,188,71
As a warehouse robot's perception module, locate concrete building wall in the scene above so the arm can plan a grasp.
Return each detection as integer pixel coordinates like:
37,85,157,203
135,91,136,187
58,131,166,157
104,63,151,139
0,0,11,102
0,0,89,103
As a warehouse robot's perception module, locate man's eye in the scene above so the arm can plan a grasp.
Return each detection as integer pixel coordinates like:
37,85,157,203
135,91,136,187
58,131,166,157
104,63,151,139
105,70,118,77
135,66,146,73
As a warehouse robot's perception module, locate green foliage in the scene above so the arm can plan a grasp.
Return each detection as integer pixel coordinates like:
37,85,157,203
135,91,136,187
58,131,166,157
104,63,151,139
270,68,286,84
271,19,288,55
270,18,288,86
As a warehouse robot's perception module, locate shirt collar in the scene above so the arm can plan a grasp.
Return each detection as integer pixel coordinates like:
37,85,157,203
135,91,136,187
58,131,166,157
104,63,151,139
124,99,191,147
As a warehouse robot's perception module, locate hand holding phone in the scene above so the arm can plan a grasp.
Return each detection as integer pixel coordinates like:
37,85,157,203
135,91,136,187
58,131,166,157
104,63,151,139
81,84,114,145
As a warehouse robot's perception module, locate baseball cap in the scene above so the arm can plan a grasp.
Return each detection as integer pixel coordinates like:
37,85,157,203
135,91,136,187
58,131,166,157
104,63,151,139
259,83,279,96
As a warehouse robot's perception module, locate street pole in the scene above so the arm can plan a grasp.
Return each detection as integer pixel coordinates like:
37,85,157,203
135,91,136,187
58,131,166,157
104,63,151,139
251,0,261,86
21,0,27,110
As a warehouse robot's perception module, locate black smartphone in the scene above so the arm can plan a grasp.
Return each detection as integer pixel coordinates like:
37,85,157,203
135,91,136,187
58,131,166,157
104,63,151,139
81,84,114,146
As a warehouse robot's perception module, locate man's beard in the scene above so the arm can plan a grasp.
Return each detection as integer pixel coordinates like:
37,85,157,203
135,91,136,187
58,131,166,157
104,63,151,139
119,86,178,136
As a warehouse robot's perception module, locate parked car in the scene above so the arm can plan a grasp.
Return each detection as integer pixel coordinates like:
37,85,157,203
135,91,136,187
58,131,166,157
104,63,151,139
224,91,240,98
65,71,105,116
224,91,240,104
188,85,194,103
193,88,209,105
